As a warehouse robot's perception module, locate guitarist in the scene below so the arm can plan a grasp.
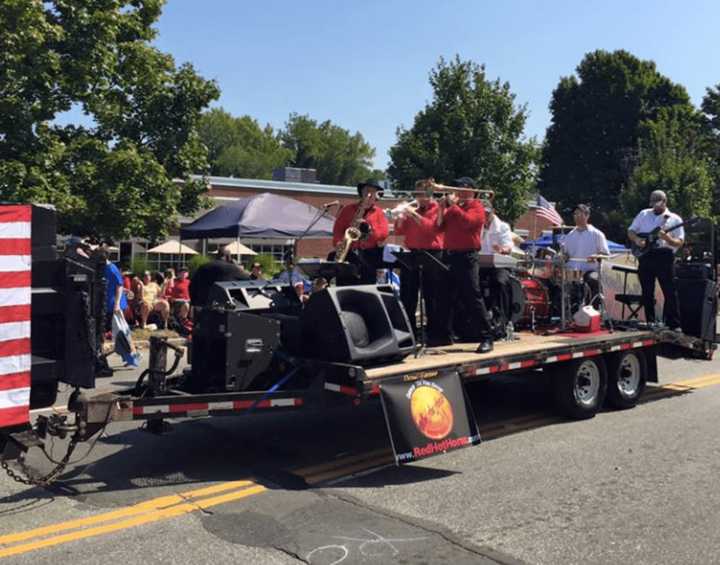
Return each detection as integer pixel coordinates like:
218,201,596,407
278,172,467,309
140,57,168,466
627,190,684,329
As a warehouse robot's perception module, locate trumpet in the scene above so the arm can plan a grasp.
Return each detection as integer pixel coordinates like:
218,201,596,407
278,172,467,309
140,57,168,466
386,199,418,220
417,177,495,202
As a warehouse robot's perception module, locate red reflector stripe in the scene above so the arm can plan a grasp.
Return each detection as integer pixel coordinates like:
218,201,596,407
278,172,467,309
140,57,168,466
557,353,573,361
0,305,31,323
0,338,30,357
0,272,31,289
169,403,208,413
0,239,30,256
0,371,30,391
0,406,29,427
0,207,31,223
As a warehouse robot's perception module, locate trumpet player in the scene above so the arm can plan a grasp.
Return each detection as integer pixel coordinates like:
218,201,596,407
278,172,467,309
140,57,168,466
437,176,494,353
394,182,444,341
332,180,389,284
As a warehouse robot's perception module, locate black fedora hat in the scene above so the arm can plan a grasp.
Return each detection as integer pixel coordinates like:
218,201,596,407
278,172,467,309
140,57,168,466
357,180,384,196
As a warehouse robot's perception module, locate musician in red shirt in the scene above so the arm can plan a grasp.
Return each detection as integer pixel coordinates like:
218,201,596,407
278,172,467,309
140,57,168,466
394,182,445,341
332,180,389,284
437,177,494,353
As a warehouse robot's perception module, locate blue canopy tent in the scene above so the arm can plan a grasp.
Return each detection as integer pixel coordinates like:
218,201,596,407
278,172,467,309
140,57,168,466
180,192,336,263
520,234,628,253
180,192,335,240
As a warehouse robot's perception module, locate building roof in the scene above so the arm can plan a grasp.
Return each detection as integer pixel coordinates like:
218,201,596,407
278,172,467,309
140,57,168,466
192,175,358,197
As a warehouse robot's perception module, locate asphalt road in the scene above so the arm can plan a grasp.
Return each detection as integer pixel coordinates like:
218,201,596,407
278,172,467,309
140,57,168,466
1,346,720,564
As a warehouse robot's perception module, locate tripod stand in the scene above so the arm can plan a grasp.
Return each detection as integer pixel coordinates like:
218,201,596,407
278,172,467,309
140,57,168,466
392,249,450,357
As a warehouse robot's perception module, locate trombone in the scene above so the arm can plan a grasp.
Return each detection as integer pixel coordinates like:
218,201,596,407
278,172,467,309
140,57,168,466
416,178,495,202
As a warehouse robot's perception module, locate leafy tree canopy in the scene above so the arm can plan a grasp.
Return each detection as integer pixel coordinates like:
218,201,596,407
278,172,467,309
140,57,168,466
387,56,538,221
0,0,219,240
622,106,714,225
197,108,292,179
539,49,691,235
280,113,377,186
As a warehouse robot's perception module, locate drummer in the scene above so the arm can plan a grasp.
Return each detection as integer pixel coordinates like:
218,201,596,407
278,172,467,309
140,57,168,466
561,204,610,304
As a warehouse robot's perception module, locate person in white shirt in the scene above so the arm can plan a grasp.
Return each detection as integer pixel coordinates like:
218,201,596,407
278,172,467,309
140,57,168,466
627,190,684,329
561,204,610,304
479,203,514,328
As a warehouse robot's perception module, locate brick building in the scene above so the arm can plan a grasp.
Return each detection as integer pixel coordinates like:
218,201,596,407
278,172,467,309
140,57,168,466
182,175,405,265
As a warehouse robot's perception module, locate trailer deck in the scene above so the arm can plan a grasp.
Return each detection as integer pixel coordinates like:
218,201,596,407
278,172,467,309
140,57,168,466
362,329,658,383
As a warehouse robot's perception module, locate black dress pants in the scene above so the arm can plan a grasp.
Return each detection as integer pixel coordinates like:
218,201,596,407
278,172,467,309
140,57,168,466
638,248,680,327
479,268,511,325
399,249,445,339
444,251,493,340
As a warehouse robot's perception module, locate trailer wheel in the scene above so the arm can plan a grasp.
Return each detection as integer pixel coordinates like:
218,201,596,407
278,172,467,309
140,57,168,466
554,357,607,419
605,350,647,409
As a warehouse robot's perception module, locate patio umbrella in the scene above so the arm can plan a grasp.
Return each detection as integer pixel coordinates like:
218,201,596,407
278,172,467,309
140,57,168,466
146,241,198,255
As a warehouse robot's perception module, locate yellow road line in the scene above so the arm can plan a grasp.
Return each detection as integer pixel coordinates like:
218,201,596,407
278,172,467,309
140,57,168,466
0,484,266,559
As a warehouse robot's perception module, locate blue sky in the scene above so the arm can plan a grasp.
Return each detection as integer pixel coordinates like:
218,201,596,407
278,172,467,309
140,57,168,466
64,0,720,169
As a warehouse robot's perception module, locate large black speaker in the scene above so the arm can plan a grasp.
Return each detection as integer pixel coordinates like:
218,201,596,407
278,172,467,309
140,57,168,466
301,285,415,365
677,278,717,341
189,309,282,392
207,280,302,314
676,262,713,280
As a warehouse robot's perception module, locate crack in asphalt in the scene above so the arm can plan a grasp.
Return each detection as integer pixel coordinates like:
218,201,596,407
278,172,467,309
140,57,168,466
317,489,527,565
177,492,214,516
271,544,309,564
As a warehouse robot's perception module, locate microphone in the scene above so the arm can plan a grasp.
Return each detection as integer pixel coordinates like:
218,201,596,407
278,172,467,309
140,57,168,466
322,200,340,208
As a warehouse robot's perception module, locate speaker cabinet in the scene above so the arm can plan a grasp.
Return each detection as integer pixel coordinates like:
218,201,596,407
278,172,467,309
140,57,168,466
301,285,415,365
677,278,717,341
207,280,302,314
190,309,281,392
676,262,713,280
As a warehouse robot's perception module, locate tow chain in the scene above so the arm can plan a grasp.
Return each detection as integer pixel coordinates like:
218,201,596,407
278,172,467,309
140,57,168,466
1,435,79,487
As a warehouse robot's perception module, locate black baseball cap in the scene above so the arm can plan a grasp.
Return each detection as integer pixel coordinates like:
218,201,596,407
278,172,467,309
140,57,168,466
453,177,477,189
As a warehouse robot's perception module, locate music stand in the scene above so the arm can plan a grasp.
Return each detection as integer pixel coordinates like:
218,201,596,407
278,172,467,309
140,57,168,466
392,249,450,357
297,260,359,284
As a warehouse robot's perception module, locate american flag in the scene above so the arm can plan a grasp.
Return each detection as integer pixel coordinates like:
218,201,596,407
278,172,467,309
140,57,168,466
0,205,32,428
531,195,563,226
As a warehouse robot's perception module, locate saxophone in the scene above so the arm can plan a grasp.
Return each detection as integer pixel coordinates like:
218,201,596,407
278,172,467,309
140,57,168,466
335,195,372,263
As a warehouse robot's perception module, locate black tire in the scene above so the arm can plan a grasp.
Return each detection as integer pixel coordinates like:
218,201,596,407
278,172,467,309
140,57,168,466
605,350,647,409
553,357,608,419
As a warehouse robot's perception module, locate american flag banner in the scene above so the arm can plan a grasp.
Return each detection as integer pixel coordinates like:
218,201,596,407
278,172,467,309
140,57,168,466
531,195,564,226
0,205,32,428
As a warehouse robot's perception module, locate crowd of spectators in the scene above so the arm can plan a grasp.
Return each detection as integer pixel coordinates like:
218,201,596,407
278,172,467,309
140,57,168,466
120,266,193,337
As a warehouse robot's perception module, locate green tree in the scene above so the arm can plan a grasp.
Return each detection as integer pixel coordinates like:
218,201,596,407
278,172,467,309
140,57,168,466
539,49,692,237
280,114,377,186
387,56,538,221
622,106,713,223
197,108,292,179
0,0,219,240
700,84,720,217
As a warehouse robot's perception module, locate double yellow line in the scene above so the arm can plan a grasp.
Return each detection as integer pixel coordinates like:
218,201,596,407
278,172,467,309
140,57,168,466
0,480,265,558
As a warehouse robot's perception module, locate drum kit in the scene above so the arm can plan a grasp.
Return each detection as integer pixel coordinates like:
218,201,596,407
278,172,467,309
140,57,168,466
504,250,611,332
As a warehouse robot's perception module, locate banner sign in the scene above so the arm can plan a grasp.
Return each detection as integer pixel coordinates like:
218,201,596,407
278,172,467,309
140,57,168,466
379,370,481,465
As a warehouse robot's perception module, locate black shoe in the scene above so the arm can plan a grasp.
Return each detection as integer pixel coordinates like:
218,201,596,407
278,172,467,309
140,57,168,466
476,339,494,354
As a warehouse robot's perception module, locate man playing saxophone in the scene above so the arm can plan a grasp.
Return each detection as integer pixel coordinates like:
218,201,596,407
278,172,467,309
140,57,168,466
332,180,389,284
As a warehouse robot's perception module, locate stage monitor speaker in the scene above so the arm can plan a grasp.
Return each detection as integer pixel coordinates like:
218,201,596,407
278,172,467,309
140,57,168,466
677,278,717,341
207,280,302,314
301,285,415,365
190,309,281,392
676,262,713,281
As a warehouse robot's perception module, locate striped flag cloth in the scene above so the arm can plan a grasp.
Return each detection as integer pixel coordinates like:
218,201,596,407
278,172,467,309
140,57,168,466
0,205,32,428
531,195,563,226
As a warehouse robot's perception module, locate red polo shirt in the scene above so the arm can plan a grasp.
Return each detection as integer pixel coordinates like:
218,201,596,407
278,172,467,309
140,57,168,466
394,201,443,250
169,278,190,301
332,203,389,249
441,199,486,250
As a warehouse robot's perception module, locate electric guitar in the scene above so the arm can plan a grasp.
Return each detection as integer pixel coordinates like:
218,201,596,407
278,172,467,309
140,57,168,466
630,217,698,258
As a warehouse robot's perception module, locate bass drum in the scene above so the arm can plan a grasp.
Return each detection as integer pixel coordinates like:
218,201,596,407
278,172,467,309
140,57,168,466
517,276,551,328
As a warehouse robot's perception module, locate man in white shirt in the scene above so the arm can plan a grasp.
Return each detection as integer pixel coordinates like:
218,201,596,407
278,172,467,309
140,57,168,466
561,204,610,304
479,203,514,328
627,190,684,329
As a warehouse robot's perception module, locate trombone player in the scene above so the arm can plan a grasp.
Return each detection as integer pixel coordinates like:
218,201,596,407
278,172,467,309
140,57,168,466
394,180,444,342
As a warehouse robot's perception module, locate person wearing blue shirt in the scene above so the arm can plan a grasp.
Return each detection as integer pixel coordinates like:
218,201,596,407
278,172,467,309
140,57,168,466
272,255,311,300
102,249,139,367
